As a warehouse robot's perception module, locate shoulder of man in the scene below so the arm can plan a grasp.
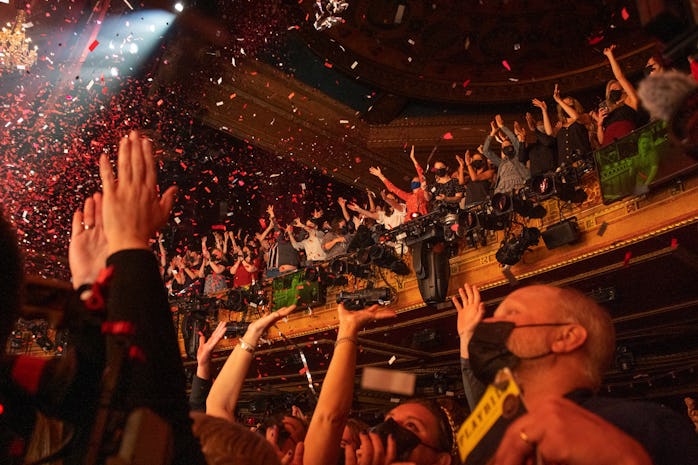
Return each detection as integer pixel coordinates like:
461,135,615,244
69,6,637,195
574,393,698,465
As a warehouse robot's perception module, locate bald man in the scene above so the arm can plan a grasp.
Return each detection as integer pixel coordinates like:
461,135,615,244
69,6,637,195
455,283,698,465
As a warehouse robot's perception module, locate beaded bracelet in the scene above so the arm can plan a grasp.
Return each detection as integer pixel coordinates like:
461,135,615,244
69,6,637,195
334,336,358,348
238,338,256,354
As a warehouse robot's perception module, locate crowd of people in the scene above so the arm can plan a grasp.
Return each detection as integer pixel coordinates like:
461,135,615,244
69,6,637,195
1,121,697,464
3,12,698,461
154,44,677,303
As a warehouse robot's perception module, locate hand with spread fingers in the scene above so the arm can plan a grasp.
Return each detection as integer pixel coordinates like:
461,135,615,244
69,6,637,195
452,283,485,357
98,130,178,255
69,192,109,289
196,321,228,381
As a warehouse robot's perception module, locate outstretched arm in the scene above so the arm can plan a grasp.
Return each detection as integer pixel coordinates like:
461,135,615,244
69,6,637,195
337,197,352,223
552,84,579,123
370,166,410,202
189,321,227,411
256,207,276,245
603,45,639,110
303,304,396,465
452,283,486,410
532,98,554,136
347,202,379,220
206,305,297,422
99,130,204,464
482,121,502,167
410,145,427,187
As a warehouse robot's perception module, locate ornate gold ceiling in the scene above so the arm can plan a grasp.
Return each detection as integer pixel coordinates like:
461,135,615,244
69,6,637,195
297,0,655,104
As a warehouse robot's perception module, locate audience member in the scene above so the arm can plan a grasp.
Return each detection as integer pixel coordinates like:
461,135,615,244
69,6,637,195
550,84,593,165
322,217,352,261
258,206,300,278
520,105,557,176
200,235,229,295
482,115,530,195
461,149,495,206
425,160,463,211
594,45,643,147
189,321,227,412
368,146,429,218
288,217,327,265
453,282,698,465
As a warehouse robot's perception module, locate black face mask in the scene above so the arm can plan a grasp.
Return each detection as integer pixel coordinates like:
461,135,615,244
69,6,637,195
502,146,515,157
369,418,422,461
609,89,623,104
468,321,568,384
434,168,447,178
470,159,485,170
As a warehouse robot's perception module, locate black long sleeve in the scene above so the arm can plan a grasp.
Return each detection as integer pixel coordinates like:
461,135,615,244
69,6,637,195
106,249,205,465
460,357,486,413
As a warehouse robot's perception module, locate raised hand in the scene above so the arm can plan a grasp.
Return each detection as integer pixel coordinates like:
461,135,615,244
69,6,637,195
196,321,228,380
338,303,396,335
553,83,562,102
532,98,547,110
409,145,417,163
603,44,616,58
69,193,109,289
368,166,383,178
490,121,498,136
245,305,297,342
452,283,485,357
465,150,472,165
99,131,177,255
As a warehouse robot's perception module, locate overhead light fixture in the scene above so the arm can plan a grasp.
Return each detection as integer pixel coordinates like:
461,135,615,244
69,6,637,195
174,2,184,13
530,173,556,199
0,10,38,73
495,227,541,266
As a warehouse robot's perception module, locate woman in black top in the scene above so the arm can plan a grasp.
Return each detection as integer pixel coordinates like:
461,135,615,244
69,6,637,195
551,84,593,165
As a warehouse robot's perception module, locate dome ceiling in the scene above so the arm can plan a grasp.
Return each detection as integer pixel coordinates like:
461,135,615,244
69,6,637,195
297,0,656,104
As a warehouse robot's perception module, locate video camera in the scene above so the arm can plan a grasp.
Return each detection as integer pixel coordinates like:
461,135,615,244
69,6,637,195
336,287,393,310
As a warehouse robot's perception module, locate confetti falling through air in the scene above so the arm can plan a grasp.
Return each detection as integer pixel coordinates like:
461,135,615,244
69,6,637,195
0,1,360,281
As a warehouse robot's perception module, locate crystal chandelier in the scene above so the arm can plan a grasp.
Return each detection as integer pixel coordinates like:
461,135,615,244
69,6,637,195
0,10,38,73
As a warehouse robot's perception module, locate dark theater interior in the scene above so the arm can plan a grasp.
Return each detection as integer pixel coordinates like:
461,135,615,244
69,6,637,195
2,0,698,463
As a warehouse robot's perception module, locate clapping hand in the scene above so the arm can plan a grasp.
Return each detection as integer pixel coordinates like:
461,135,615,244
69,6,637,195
98,130,177,256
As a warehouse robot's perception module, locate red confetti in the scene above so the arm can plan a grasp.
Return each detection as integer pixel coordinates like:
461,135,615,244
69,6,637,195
621,8,630,20
501,60,511,71
442,132,453,140
588,34,604,45
324,61,333,68
463,79,470,88
671,238,678,248
623,251,632,266
88,40,99,51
